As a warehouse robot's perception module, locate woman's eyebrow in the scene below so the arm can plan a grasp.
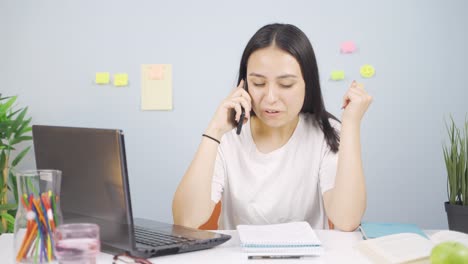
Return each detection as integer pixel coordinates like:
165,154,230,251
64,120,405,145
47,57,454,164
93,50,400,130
277,74,297,79
248,73,298,79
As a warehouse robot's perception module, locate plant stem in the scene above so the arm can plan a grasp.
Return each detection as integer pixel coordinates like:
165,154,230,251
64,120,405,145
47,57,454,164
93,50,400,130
1,154,9,231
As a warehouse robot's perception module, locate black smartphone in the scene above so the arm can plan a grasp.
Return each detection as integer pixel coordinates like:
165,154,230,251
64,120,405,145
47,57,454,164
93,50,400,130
236,80,247,135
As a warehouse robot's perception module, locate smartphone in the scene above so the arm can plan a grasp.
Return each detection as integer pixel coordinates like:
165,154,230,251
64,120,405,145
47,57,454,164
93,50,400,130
236,80,247,135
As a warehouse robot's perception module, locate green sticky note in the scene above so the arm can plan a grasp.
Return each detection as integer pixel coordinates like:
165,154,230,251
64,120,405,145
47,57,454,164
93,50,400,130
360,64,375,78
95,72,110,84
113,73,128,87
331,70,345,81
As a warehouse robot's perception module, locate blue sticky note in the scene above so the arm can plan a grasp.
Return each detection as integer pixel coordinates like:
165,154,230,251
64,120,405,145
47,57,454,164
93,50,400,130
359,222,428,240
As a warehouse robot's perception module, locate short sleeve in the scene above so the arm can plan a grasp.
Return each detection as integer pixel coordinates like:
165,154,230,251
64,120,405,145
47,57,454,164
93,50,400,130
211,147,226,203
318,120,340,194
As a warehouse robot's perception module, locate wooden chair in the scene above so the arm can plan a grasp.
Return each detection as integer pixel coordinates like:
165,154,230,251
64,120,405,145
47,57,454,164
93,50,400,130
198,202,335,230
198,202,222,230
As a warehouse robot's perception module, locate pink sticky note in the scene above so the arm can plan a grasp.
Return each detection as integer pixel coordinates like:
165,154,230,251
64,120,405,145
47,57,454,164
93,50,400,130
149,65,165,80
340,41,357,54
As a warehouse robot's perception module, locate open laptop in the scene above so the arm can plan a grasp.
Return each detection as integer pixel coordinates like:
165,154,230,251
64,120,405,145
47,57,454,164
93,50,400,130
32,125,230,258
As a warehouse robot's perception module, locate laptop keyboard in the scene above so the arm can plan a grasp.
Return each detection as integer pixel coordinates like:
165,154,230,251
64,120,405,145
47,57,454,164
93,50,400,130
134,226,196,247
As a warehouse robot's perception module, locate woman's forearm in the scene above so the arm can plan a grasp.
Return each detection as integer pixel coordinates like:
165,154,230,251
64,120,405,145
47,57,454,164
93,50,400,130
326,120,367,231
172,134,220,228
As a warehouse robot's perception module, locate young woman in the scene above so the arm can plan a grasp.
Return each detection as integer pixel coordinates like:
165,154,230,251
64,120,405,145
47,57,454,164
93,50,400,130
173,23,372,231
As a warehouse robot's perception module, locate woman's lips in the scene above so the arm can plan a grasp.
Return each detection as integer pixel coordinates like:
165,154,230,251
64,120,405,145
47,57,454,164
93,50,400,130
263,109,281,117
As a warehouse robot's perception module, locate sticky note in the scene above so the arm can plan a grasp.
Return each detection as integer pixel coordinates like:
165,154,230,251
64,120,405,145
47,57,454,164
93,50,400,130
360,64,375,78
149,65,165,80
330,70,345,81
95,72,110,84
141,64,172,110
113,73,128,87
340,41,356,53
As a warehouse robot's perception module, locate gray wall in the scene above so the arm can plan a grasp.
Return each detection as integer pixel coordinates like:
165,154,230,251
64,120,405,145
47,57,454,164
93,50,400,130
1,0,467,229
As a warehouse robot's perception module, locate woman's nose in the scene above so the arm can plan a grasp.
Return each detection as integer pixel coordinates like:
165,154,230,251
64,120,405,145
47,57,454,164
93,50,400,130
266,86,278,103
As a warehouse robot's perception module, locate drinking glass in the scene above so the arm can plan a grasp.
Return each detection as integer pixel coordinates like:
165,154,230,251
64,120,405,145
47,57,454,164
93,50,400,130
54,223,100,264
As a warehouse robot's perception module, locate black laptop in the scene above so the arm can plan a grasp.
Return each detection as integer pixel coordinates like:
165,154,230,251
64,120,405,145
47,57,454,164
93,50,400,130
32,125,230,258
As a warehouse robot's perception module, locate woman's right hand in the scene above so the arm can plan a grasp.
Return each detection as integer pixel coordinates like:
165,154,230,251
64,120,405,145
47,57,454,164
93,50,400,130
205,79,252,140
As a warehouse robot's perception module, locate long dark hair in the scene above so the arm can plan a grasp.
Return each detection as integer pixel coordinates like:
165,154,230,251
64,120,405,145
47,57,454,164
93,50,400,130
237,23,340,153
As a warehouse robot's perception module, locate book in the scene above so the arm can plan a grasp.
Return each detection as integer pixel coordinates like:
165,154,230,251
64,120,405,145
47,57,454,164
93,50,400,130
236,221,323,258
359,222,428,239
356,230,468,264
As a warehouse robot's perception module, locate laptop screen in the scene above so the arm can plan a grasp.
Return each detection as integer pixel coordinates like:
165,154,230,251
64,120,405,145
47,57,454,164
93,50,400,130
32,125,135,251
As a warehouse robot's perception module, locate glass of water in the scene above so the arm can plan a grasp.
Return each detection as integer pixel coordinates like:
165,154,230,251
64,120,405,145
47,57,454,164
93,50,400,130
54,223,100,264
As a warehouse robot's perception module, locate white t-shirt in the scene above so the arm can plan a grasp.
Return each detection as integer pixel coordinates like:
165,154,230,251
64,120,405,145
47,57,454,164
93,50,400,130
211,113,340,230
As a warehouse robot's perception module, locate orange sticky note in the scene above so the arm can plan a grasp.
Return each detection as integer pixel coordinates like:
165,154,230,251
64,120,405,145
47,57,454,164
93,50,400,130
149,65,165,80
340,41,357,54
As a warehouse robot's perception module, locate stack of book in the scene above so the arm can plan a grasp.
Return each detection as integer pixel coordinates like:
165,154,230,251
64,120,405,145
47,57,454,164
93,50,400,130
357,222,468,264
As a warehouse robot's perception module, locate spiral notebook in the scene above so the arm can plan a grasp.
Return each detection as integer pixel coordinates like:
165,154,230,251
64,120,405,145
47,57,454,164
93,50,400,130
237,222,323,258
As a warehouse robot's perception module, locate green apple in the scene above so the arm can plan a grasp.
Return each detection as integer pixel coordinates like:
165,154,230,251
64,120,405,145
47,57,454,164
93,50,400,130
430,241,468,264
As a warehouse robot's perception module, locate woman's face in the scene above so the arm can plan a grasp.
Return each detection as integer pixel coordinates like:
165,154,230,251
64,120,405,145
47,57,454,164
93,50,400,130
246,46,306,128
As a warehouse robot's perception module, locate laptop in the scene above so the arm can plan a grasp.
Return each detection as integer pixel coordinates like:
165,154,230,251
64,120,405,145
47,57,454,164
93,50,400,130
32,125,231,258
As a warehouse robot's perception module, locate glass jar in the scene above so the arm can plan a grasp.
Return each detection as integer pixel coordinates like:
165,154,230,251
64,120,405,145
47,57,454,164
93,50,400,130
14,170,62,264
54,223,100,264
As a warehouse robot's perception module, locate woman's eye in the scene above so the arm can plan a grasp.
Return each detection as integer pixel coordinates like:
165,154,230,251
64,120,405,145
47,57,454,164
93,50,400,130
253,83,265,87
280,84,293,88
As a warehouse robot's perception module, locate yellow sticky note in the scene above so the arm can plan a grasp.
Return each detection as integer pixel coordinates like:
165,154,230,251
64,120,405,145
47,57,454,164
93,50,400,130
141,64,172,110
113,73,128,87
95,72,110,84
331,70,345,81
360,64,375,78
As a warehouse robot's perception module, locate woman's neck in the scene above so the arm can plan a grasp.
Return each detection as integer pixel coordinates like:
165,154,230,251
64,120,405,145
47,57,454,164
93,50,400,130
250,115,300,153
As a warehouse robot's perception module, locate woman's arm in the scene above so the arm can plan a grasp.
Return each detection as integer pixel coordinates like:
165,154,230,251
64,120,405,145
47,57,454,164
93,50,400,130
172,134,220,228
172,80,251,228
323,81,372,231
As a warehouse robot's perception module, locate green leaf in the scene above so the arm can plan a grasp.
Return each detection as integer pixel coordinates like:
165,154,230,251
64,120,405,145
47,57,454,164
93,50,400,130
0,121,12,137
9,136,32,146
7,219,14,232
0,152,5,193
18,126,32,137
0,96,16,116
11,146,31,167
444,115,468,205
0,204,17,211
0,94,11,101
16,118,32,137
0,212,15,227
10,107,27,134
6,108,21,120
1,145,15,151
8,170,18,204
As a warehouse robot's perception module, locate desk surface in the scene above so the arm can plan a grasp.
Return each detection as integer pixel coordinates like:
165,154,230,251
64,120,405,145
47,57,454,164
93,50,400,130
0,230,435,263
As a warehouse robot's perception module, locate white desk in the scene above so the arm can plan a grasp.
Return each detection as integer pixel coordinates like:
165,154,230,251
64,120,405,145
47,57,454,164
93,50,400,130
0,230,374,263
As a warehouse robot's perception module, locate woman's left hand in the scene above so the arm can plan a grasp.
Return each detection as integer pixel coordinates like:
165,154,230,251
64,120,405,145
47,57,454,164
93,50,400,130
341,80,373,124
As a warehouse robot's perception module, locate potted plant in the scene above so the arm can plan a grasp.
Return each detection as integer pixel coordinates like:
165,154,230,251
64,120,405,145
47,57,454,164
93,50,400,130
0,94,32,233
443,116,468,233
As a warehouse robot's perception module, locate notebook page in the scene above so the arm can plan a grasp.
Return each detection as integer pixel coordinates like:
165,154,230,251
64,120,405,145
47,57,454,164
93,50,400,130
430,230,468,247
237,222,321,247
357,233,433,263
